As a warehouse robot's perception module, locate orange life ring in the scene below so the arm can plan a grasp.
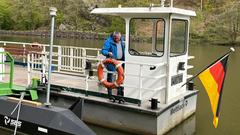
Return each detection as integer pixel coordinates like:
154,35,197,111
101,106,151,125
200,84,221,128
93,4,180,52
97,58,124,89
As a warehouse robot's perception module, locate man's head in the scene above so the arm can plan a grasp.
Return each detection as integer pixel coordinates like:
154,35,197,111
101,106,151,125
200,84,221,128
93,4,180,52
113,31,121,43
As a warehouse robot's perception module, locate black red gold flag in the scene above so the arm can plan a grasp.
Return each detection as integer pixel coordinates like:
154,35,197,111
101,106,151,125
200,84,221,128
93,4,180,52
199,53,229,128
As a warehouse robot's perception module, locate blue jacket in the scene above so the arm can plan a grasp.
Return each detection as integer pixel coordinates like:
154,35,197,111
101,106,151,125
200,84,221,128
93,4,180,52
101,35,125,71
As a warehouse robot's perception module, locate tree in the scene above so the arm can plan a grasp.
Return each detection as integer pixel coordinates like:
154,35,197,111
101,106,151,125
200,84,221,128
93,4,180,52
0,0,12,30
222,1,240,44
9,0,46,30
203,1,240,44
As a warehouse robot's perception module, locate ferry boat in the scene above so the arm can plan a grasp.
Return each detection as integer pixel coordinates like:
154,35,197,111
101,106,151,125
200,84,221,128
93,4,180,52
0,1,198,135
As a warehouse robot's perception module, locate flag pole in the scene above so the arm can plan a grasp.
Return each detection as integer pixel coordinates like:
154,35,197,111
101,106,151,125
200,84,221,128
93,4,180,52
181,47,235,87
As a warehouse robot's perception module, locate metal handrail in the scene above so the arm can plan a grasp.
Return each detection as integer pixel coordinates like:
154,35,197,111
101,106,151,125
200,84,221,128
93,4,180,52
0,51,14,89
1,41,101,73
97,59,167,101
4,41,168,102
123,84,166,92
125,73,166,79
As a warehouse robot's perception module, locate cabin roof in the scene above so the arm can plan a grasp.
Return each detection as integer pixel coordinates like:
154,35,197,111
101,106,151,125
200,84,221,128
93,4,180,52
91,7,196,17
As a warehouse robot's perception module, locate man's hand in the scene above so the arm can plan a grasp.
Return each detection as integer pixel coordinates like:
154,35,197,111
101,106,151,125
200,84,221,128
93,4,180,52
108,52,113,57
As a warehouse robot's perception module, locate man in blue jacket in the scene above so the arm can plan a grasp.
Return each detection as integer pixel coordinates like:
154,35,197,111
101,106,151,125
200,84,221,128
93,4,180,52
101,31,125,98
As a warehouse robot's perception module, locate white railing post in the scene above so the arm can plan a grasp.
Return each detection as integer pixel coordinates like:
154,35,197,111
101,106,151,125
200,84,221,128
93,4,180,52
3,51,5,78
37,54,39,69
138,65,143,105
76,49,79,72
43,45,46,53
58,46,62,72
33,53,36,69
0,48,5,81
82,48,86,75
70,47,73,71
27,54,31,86
41,54,47,84
85,75,89,92
23,44,26,63
73,48,76,71
31,53,34,70
33,53,37,69
97,50,100,57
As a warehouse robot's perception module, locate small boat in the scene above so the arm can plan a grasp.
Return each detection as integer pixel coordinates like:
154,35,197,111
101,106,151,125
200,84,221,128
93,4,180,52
0,1,198,135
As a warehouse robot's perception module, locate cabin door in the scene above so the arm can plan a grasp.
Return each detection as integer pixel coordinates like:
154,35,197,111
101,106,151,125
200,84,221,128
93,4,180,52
124,18,167,103
167,18,190,102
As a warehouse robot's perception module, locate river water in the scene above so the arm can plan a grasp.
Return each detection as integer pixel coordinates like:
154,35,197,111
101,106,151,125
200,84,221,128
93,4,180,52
0,35,240,135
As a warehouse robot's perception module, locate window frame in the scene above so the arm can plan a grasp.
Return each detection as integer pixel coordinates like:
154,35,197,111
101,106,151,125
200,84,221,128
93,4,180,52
155,19,166,52
170,19,189,57
128,18,165,57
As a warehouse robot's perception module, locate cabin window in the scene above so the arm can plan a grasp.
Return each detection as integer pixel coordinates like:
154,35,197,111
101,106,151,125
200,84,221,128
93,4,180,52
170,19,188,57
129,18,165,57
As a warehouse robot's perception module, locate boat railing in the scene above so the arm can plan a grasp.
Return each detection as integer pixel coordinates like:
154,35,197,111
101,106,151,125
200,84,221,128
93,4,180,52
0,41,101,74
28,51,167,102
100,60,167,101
29,53,167,102
27,52,47,85
187,56,195,79
0,41,44,63
0,51,14,90
0,41,168,102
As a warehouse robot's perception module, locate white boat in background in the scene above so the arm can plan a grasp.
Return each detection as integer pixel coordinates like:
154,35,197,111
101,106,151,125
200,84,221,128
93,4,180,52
0,1,199,135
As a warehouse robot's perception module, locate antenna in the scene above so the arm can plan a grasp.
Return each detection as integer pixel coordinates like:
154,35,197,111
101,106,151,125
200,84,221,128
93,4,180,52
160,0,165,7
45,7,57,107
170,0,173,7
160,0,173,7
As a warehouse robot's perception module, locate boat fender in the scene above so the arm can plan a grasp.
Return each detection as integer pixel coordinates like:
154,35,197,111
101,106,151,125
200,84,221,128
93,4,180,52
97,58,124,89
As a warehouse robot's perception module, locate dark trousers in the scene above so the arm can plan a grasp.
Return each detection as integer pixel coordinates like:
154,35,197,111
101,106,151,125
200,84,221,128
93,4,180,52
107,73,124,97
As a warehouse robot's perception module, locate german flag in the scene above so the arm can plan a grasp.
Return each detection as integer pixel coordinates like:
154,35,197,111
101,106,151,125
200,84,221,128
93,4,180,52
199,53,229,128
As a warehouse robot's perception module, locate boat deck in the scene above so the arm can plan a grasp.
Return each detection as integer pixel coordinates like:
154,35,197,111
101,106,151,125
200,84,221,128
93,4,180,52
3,65,99,90
1,65,197,115
2,65,142,102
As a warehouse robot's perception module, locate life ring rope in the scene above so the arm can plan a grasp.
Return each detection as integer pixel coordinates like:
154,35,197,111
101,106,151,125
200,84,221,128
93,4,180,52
116,63,122,68
100,61,105,69
97,58,124,89
100,78,105,83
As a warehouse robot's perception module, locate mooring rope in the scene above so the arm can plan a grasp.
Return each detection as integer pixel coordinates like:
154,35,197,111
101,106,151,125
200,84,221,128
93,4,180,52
11,92,25,135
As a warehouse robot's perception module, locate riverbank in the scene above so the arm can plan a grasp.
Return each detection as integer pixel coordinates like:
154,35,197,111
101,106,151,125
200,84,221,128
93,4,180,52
0,30,108,40
0,30,158,43
0,30,239,46
0,30,147,42
190,33,240,46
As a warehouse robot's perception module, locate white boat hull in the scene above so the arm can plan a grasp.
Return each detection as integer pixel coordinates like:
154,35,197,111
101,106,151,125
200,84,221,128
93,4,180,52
83,91,197,135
